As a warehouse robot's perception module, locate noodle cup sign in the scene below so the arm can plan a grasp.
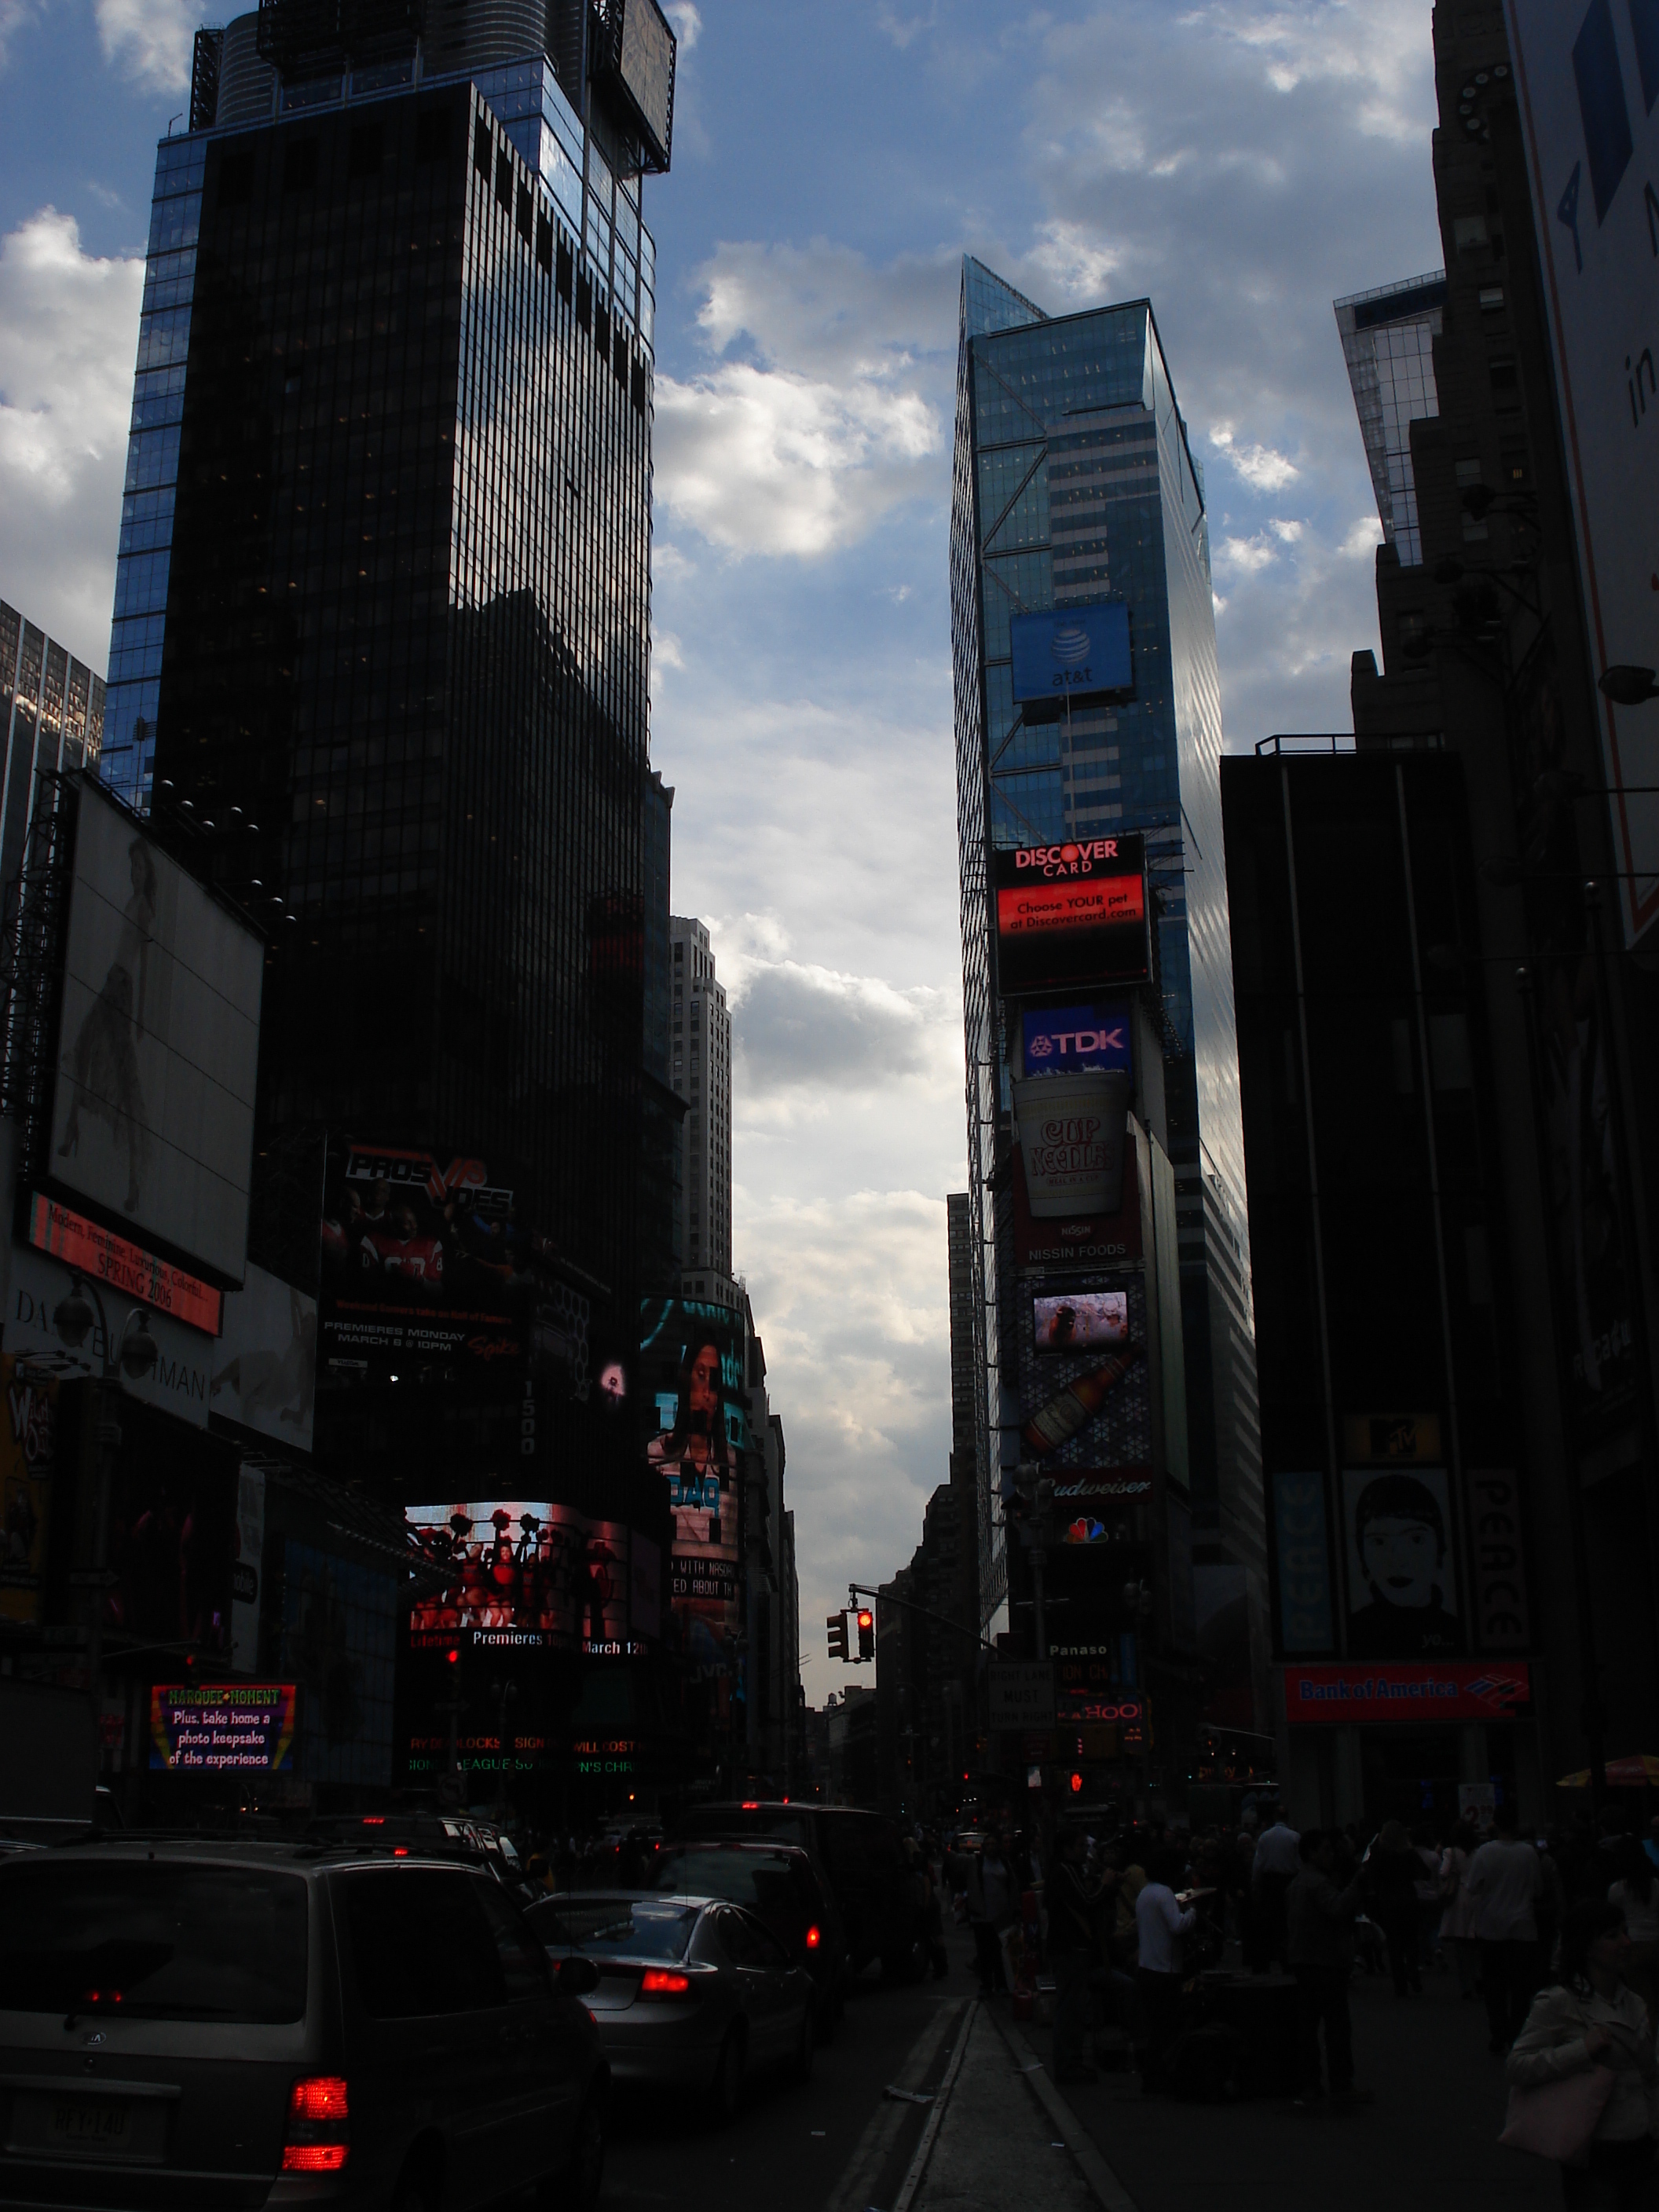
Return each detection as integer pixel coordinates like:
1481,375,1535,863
1013,1071,1131,1218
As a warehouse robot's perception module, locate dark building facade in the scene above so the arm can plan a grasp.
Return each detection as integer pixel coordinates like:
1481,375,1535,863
1340,1,1659,1804
96,2,683,1816
1222,744,1536,1825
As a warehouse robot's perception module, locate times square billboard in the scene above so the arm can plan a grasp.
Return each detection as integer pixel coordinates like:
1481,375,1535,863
641,1297,748,1677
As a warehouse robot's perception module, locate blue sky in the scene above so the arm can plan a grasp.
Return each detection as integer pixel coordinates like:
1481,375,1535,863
0,0,1444,1691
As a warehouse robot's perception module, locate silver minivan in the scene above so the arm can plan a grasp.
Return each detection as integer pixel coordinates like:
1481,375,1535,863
0,1839,606,2210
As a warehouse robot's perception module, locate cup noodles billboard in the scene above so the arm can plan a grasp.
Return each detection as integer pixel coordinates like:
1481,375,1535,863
993,834,1148,996
1012,1069,1132,1219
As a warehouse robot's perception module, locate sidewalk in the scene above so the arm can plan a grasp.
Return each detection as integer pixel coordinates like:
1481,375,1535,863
1011,1962,1562,2212
909,2000,1095,2212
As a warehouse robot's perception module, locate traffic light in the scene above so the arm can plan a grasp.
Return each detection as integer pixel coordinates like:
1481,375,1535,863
826,1612,848,1662
1069,1771,1084,1796
856,1608,874,1662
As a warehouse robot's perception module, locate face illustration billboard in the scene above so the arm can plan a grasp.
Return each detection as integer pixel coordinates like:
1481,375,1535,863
1342,1466,1461,1659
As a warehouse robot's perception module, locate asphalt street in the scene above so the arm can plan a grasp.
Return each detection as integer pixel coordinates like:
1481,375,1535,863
595,1954,972,2212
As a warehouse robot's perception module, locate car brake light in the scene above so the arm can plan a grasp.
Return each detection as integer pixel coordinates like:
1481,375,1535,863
361,1815,385,1826
282,2076,350,2173
639,1968,691,1996
393,1846,409,1856
741,1801,760,1810
805,1925,821,1949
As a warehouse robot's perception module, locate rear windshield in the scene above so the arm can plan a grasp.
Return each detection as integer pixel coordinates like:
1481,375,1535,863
679,1809,811,1851
0,1861,308,2023
526,1895,698,1960
650,1851,806,1923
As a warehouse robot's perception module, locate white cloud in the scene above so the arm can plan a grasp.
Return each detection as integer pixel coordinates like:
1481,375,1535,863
654,362,940,557
1341,516,1386,558
1218,533,1277,575
731,958,950,1099
1027,217,1123,304
0,0,37,69
877,2,939,50
1269,517,1306,543
652,240,958,558
0,207,141,662
663,0,701,49
1210,423,1301,492
93,0,193,93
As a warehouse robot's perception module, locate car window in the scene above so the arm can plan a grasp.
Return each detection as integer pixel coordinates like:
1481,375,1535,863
737,1911,792,1973
681,1809,813,1852
526,1895,698,1961
0,1861,308,2023
473,1877,550,2003
718,1910,765,1968
342,1867,507,2020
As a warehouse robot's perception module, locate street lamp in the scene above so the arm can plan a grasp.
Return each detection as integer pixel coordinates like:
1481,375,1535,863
54,1276,161,1765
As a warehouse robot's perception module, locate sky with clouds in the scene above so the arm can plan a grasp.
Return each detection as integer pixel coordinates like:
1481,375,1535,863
0,0,1445,1700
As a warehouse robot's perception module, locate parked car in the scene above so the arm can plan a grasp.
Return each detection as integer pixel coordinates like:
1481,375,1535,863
645,1840,848,2031
675,1802,926,1979
305,1811,531,1893
0,1837,606,2210
526,1891,815,2123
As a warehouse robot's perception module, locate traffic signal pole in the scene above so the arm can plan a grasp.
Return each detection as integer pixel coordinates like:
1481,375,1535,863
844,1581,998,1655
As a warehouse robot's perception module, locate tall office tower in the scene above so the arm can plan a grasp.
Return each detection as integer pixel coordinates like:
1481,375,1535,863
670,916,732,1295
640,768,682,1287
945,1189,984,1641
0,606,104,897
950,258,1264,1665
1333,273,1446,569
101,0,676,1328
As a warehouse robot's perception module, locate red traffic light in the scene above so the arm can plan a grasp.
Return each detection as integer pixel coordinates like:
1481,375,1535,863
856,1609,873,1629
445,1647,460,1665
1070,1772,1083,1794
855,1609,874,1661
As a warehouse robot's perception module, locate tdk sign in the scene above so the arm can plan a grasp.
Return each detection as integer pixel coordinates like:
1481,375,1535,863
1023,1002,1132,1078
1009,603,1132,705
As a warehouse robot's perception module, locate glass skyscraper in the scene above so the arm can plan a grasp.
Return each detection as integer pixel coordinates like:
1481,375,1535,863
101,3,672,1329
950,257,1262,1641
1334,273,1446,568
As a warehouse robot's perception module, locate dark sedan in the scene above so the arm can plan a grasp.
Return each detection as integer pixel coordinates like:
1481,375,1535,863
526,1892,815,2123
643,1840,847,2032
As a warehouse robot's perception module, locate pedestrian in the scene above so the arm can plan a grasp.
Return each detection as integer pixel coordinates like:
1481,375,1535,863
1412,1823,1444,1976
1133,1849,1196,2093
966,1833,1014,1995
1608,1837,1659,2018
1048,1826,1104,2084
1285,1826,1371,2111
1368,1820,1424,1997
1507,1899,1658,2211
1467,1800,1544,2053
1440,1820,1481,1999
1251,1802,1301,1973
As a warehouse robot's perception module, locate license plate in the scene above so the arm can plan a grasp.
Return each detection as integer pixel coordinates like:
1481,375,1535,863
7,2091,164,2163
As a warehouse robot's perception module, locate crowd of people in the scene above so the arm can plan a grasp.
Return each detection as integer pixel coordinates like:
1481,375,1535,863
931,1798,1659,2207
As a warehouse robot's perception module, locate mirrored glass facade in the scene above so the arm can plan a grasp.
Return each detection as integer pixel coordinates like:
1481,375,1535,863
104,73,657,1324
950,257,1262,1618
1335,273,1446,568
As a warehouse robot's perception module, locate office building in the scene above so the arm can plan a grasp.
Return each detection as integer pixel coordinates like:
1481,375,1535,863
1292,0,1659,1807
101,0,676,1344
949,258,1265,1708
0,606,104,899
1222,741,1534,1823
640,768,683,1288
945,1189,983,1676
671,916,732,1295
1333,273,1446,568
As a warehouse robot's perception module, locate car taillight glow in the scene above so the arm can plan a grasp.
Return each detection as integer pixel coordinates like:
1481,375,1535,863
639,1968,691,1995
288,2078,349,2123
282,2144,350,2173
283,2075,350,2172
741,1800,760,1810
805,1925,821,1949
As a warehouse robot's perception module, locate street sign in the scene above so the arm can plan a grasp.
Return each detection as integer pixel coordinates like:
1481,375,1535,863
988,1662,1056,1730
